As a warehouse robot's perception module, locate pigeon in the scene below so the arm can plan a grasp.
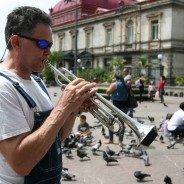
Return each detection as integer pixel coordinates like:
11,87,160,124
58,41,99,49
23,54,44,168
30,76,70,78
160,117,165,124
91,146,98,154
76,149,90,160
75,142,84,149
101,126,106,136
106,146,120,157
125,129,133,138
164,175,172,184
91,140,102,154
160,135,164,143
103,151,118,165
142,150,150,166
148,116,155,123
101,125,109,138
65,138,77,149
130,139,137,144
63,148,73,158
167,140,176,149
134,171,151,180
120,143,134,154
157,122,163,131
79,135,94,145
132,149,143,158
121,147,132,154
124,143,135,150
93,123,103,128
137,119,144,124
89,125,95,129
96,140,102,149
62,168,75,180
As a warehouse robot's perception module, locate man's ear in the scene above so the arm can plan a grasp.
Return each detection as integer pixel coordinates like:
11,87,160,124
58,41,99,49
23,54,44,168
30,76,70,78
11,35,21,48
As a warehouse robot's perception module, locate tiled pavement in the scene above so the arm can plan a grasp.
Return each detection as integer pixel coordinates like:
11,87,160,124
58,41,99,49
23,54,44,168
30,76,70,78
47,86,184,184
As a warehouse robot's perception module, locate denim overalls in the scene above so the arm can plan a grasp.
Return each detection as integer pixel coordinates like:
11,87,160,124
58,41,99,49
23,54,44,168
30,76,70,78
0,73,62,184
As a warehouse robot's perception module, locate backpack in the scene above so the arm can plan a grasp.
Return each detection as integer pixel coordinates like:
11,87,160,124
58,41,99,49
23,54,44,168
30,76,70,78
135,79,141,88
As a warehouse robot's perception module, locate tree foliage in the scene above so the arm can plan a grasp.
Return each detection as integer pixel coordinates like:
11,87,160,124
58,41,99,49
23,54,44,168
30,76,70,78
78,67,114,83
175,76,184,86
112,57,126,71
41,51,64,84
137,55,152,68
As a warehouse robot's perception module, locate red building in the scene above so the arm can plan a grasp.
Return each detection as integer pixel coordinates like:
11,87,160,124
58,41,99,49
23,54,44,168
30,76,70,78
50,0,136,27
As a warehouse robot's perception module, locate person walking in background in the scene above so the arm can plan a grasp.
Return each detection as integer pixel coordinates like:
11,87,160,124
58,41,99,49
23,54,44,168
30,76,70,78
104,72,130,147
158,75,167,106
123,68,131,84
148,81,156,102
0,6,97,184
135,74,145,104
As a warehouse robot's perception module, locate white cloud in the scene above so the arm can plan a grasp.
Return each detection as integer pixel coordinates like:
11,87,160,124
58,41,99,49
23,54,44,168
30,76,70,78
0,0,60,59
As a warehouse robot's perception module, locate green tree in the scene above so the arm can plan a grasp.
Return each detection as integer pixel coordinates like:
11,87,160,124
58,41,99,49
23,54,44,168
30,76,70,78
78,67,114,83
41,51,64,84
48,51,63,66
137,55,152,68
112,57,126,71
175,76,184,86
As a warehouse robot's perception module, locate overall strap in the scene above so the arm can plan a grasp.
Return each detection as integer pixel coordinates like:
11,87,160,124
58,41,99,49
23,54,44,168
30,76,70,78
0,72,36,108
31,74,50,99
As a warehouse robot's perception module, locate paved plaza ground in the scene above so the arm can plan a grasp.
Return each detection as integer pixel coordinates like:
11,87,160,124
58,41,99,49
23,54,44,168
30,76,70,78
47,86,184,184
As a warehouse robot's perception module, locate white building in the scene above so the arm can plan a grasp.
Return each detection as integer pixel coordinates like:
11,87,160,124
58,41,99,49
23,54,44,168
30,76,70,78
50,0,184,85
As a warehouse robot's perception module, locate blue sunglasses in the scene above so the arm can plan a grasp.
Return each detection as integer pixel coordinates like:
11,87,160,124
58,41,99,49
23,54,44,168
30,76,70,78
17,34,53,49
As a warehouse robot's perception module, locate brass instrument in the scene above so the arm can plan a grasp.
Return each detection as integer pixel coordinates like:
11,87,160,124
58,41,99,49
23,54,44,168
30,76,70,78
47,62,158,146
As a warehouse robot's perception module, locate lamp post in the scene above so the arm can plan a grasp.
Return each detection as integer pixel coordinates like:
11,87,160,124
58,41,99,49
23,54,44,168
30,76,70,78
157,53,163,77
64,0,78,75
157,54,163,66
73,0,78,76
77,58,81,75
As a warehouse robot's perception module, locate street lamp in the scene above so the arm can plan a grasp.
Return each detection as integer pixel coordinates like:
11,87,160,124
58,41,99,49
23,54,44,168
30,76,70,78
157,54,163,66
74,0,78,76
77,58,81,63
157,53,163,77
64,0,78,76
77,58,81,74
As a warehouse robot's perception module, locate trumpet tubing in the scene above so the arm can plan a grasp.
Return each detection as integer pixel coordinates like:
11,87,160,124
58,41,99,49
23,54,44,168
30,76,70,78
47,62,158,146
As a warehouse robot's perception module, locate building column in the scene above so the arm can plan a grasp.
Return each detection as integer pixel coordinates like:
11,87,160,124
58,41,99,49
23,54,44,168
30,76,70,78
167,53,173,85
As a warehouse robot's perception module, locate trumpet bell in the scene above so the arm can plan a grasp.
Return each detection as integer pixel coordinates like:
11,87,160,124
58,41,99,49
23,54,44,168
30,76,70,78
137,124,158,146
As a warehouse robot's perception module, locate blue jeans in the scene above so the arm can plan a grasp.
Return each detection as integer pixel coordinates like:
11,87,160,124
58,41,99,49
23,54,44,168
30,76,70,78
24,109,62,184
127,108,134,118
159,88,165,103
108,104,129,143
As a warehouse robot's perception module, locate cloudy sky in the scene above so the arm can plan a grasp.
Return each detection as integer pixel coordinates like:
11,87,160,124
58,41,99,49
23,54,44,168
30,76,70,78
0,0,60,60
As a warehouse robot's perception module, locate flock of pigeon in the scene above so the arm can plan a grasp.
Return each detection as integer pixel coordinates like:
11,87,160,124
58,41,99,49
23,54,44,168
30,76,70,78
60,116,184,183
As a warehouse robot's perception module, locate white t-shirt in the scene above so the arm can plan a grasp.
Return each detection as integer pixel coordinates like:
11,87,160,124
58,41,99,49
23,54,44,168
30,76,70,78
124,74,131,82
167,109,184,131
0,67,53,184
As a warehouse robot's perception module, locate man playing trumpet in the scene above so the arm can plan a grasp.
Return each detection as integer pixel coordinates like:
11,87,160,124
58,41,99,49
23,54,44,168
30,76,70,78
0,6,97,184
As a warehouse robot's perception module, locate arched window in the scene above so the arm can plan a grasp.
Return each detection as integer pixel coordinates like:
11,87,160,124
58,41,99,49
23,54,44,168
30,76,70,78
127,20,134,43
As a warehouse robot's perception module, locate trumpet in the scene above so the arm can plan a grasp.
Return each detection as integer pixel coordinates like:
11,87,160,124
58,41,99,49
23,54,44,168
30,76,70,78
47,62,158,146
